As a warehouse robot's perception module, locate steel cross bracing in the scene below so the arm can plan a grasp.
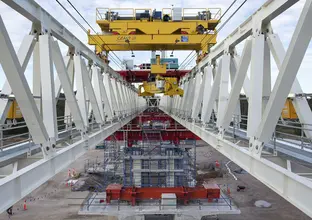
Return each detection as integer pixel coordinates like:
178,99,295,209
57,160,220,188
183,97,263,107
161,0,312,218
0,0,147,213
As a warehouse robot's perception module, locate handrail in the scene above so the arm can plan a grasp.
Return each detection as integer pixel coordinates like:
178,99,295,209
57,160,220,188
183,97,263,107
96,7,221,21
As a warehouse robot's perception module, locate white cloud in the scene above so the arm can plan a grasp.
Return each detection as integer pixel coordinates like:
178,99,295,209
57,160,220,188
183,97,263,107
0,0,311,92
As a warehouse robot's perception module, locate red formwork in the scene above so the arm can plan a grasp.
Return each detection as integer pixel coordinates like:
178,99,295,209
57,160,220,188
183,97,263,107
106,184,220,206
106,112,200,145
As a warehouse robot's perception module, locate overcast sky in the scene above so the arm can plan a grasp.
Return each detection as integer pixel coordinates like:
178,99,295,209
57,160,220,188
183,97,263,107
0,0,311,92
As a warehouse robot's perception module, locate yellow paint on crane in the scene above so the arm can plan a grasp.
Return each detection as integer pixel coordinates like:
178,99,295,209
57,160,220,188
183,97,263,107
88,34,217,52
151,55,166,74
89,8,220,58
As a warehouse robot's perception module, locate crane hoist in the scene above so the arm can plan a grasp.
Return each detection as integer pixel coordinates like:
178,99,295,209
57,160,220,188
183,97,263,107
138,55,184,97
88,7,221,96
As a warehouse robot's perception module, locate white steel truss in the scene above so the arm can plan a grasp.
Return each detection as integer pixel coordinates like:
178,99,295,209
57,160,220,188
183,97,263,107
0,0,312,218
0,0,146,213
160,0,312,218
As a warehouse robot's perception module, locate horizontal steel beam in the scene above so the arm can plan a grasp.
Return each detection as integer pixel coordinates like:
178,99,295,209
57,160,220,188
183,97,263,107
1,0,124,82
161,107,312,218
0,110,145,213
195,0,299,70
89,34,217,51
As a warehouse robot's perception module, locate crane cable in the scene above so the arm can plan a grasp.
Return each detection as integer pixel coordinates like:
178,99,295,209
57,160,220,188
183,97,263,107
180,0,248,68
171,0,237,66
55,0,124,69
179,0,246,70
66,0,124,64
179,0,238,69
199,0,238,44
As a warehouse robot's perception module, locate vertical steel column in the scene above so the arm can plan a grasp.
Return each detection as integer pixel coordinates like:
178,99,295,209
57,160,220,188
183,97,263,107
125,86,132,114
81,62,104,124
202,62,222,124
98,71,113,121
229,53,241,123
247,33,265,138
126,87,133,114
262,40,271,113
124,85,131,114
51,40,85,131
220,39,252,132
0,17,49,145
39,34,58,140
229,57,241,125
216,53,230,128
103,74,114,116
92,66,106,123
192,71,204,120
185,75,196,118
33,42,42,115
74,54,88,128
63,56,75,125
180,81,189,116
118,82,126,115
112,78,122,117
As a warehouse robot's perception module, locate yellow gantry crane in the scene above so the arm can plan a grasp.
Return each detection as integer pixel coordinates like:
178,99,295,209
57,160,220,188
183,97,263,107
88,7,221,96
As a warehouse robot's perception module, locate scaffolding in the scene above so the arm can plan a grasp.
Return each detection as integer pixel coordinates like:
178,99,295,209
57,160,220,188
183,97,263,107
123,139,196,187
84,135,124,189
84,112,197,190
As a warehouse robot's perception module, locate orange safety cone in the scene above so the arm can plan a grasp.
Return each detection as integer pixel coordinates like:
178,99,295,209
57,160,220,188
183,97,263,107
215,160,220,168
23,200,27,211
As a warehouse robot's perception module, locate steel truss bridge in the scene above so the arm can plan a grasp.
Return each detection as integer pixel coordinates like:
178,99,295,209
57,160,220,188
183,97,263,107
0,0,312,218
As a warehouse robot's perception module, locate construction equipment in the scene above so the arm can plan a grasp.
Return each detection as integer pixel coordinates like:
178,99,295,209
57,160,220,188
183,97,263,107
88,7,221,96
138,55,184,97
282,98,298,120
7,100,22,120
88,7,220,60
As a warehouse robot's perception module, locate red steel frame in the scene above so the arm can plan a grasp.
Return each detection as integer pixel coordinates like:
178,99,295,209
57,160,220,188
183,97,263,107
117,70,190,83
106,184,220,206
106,112,200,145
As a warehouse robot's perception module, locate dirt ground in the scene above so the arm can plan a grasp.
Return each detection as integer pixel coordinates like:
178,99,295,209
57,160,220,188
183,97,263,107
0,140,310,220
195,141,311,220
